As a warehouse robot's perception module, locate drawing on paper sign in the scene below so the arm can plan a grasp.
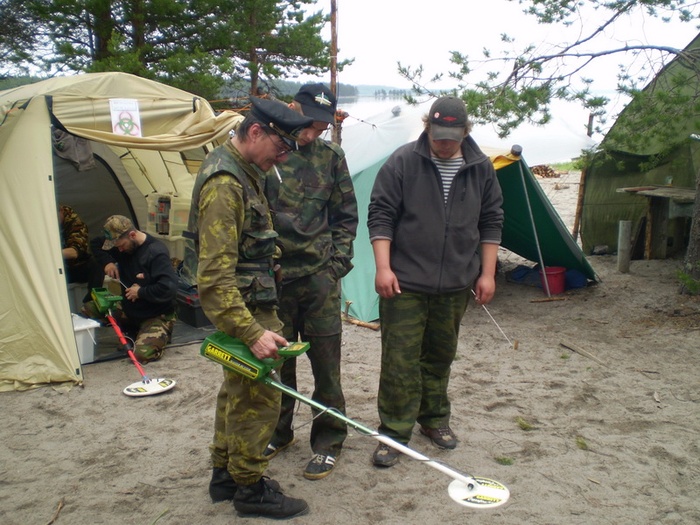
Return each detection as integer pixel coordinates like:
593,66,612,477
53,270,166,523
110,98,142,137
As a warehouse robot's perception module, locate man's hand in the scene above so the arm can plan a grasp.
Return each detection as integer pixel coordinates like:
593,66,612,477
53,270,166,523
473,274,496,305
124,284,140,302
249,330,289,360
374,267,401,299
104,262,119,280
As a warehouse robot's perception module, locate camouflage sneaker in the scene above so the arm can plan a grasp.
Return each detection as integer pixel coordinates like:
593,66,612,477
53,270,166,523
303,453,336,480
419,425,457,449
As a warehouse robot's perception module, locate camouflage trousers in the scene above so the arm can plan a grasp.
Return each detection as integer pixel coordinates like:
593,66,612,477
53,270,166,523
273,268,347,456
81,301,175,363
377,289,470,443
209,307,283,485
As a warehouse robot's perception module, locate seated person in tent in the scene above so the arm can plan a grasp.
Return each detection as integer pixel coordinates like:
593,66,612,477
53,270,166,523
58,204,104,302
84,215,178,363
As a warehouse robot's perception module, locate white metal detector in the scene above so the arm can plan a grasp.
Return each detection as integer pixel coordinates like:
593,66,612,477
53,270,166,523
270,371,509,508
200,333,510,509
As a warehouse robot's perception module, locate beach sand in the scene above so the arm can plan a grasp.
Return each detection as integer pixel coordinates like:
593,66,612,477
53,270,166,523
2,171,700,524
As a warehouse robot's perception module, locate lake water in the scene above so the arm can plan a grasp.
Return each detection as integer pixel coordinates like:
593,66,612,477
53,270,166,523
332,96,598,168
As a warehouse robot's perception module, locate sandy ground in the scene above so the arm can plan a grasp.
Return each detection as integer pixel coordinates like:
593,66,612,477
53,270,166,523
3,171,700,525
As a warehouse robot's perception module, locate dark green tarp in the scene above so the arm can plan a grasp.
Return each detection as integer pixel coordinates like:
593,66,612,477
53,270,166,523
580,33,700,255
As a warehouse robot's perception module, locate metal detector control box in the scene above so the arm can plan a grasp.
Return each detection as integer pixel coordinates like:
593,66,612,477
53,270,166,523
200,331,309,380
91,287,123,314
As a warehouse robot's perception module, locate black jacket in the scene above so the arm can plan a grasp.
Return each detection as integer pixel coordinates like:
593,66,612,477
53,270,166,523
368,132,504,294
92,234,177,320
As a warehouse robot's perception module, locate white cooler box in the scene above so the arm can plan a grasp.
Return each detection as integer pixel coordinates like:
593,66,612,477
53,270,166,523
71,314,101,364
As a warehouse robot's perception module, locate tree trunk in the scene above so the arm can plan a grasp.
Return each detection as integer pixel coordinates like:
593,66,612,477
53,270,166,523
680,168,700,294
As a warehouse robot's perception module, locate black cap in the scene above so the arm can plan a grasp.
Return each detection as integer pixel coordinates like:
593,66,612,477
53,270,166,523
249,97,313,147
429,96,468,141
293,83,337,124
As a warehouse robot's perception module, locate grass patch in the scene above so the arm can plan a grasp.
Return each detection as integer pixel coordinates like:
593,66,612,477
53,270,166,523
576,435,589,450
551,158,586,171
495,456,514,466
515,416,535,431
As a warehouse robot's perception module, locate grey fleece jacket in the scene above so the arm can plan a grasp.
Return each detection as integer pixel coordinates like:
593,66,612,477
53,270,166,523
368,131,504,294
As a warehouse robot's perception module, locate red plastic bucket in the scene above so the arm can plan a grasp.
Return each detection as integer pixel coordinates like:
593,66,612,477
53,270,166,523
539,266,566,295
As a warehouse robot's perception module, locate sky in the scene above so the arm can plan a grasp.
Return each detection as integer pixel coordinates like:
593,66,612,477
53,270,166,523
308,0,699,97
302,0,699,147
299,1,700,157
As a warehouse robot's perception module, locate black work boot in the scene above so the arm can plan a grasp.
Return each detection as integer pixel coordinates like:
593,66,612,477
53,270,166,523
209,469,281,503
233,478,309,519
209,467,236,502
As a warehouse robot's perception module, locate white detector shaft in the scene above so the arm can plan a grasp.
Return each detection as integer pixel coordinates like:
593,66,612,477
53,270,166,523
265,371,509,508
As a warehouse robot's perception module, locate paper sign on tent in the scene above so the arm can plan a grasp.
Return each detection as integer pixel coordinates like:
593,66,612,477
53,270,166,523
110,99,142,137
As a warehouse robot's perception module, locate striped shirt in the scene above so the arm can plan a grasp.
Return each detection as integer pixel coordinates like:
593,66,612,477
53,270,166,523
432,156,463,204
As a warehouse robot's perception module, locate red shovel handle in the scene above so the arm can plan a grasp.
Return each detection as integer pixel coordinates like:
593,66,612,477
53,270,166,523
105,313,150,382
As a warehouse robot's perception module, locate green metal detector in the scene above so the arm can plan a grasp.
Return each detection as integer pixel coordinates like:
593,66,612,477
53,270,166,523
200,331,510,509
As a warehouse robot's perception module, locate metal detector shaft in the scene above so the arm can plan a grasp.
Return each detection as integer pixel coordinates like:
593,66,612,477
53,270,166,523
105,312,151,382
265,373,479,493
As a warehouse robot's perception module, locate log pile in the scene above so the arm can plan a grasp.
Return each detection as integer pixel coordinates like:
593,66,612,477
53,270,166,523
530,164,559,178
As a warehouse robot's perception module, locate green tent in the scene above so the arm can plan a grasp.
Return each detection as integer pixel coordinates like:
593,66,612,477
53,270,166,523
341,147,598,322
580,33,700,256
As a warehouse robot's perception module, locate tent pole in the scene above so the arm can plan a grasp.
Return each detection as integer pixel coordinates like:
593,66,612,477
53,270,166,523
512,145,551,297
330,0,341,145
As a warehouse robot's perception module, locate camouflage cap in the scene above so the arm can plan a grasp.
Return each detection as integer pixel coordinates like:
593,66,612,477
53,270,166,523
294,83,337,124
249,97,313,149
102,215,134,250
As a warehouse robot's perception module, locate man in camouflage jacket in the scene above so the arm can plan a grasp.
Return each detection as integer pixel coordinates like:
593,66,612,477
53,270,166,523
262,84,358,481
184,97,313,520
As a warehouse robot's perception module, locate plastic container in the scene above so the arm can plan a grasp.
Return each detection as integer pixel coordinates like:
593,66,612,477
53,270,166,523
66,282,88,313
539,266,566,295
71,314,101,364
176,289,213,328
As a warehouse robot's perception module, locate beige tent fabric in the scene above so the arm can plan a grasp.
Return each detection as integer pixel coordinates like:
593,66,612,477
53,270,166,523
0,72,242,391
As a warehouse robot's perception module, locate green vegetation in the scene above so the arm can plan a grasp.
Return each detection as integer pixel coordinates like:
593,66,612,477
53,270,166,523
677,262,700,294
399,1,700,143
550,161,577,172
0,0,344,100
576,436,589,450
495,456,515,466
515,416,535,431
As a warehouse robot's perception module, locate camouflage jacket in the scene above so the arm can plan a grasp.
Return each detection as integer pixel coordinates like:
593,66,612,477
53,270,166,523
265,139,358,282
186,140,279,346
59,204,91,268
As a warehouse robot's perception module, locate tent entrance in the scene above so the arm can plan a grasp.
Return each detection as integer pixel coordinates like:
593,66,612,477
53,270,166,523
54,152,134,237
